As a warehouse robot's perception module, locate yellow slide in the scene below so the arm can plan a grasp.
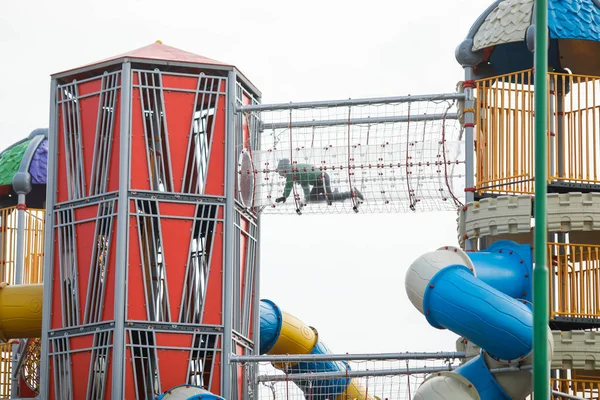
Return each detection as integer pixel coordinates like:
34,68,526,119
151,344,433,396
260,299,378,400
0,283,43,342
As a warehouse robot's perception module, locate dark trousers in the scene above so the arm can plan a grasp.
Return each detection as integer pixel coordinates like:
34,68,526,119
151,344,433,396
309,173,333,197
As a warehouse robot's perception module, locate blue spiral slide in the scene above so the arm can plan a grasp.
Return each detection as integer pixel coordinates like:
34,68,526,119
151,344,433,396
405,240,552,399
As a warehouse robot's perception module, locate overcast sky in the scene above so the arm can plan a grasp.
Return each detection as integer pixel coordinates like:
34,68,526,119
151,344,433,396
0,0,491,354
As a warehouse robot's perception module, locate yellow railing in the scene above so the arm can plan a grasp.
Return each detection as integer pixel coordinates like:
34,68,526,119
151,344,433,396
0,206,45,398
475,70,600,195
553,377,600,398
549,242,600,320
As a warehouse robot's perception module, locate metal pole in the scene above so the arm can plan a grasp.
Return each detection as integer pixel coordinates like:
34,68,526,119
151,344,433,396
231,351,466,363
237,92,465,112
463,67,476,251
112,61,133,399
14,193,26,285
533,0,549,397
222,70,237,399
11,189,27,397
262,113,459,130
39,79,59,400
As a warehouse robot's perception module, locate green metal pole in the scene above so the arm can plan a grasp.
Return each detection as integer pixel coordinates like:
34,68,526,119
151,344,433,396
533,0,549,398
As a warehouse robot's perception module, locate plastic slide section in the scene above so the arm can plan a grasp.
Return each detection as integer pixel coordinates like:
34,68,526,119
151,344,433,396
405,240,553,400
156,385,224,399
0,283,42,341
260,299,376,400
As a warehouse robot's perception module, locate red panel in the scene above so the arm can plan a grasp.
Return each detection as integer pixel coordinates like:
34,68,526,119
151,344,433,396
156,347,189,391
75,220,96,323
204,82,227,196
154,332,193,391
71,350,92,399
78,94,100,194
56,107,69,203
129,88,151,190
101,216,117,321
51,231,63,329
160,217,193,320
77,78,102,97
209,337,222,394
124,346,137,400
236,343,244,398
74,204,98,222
239,217,249,315
106,90,121,194
162,88,196,193
202,221,223,325
155,332,193,348
126,214,146,321
242,93,251,147
47,356,56,399
19,380,37,398
161,74,199,91
70,333,94,350
158,202,196,218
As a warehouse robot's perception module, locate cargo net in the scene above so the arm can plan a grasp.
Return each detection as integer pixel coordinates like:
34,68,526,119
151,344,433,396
238,353,463,400
238,94,465,215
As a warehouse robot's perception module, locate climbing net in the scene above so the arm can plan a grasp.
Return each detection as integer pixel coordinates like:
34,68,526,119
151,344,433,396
237,353,464,399
238,93,466,215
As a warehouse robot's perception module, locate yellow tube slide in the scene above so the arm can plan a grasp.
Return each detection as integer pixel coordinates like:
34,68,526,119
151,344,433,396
0,283,43,341
260,299,377,400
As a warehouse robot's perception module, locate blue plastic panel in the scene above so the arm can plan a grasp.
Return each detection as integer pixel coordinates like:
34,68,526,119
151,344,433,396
424,265,533,360
259,299,282,355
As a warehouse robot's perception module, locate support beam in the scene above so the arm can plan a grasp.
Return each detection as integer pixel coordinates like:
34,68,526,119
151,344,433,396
533,0,549,398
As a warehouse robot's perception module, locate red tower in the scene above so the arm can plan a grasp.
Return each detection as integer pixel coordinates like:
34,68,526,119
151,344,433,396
40,42,261,399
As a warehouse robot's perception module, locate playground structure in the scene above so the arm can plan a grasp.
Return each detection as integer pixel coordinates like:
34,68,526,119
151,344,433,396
4,0,600,399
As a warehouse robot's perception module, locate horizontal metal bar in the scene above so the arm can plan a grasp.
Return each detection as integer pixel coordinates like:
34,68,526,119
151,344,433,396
256,365,455,382
262,113,458,130
552,390,586,400
238,93,465,112
231,351,465,363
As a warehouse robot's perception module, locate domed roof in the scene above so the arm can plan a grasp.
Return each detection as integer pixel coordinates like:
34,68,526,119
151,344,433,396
0,129,48,208
457,0,600,77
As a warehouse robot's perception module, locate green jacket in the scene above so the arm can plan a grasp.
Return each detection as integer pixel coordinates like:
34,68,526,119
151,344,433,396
281,163,325,199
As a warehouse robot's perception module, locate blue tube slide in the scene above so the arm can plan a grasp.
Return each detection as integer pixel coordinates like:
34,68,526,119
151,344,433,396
407,239,535,399
467,240,532,302
259,299,369,400
455,355,511,400
424,264,533,360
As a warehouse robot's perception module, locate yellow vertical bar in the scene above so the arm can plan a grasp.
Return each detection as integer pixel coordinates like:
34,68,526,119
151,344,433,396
577,76,583,180
521,71,527,194
593,77,598,182
529,70,535,193
548,243,554,318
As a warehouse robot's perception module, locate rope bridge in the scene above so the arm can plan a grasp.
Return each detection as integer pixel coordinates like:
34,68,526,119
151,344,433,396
237,93,466,215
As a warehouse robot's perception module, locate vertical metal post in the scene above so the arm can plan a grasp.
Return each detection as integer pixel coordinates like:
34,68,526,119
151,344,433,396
463,66,476,251
557,81,565,178
112,61,132,400
11,192,27,397
251,214,261,399
14,192,27,285
40,79,59,400
222,70,237,399
549,78,556,179
533,0,549,397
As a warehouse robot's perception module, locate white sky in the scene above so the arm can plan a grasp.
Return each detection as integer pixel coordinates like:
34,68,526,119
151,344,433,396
0,0,490,354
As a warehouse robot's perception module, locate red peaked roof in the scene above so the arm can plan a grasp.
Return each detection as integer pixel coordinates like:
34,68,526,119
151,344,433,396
54,41,233,76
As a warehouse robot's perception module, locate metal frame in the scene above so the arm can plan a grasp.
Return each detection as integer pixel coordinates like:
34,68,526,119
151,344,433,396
231,351,466,363
237,93,465,112
221,69,237,399
262,113,459,130
40,78,60,400
112,61,133,399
